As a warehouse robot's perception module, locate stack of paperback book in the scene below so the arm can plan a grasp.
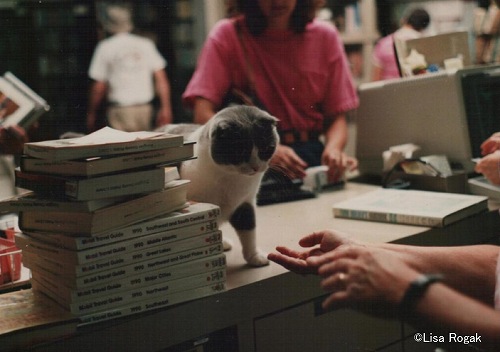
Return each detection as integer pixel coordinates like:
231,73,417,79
2,127,226,325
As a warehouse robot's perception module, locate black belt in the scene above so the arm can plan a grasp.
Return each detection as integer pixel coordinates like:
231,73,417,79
279,130,321,145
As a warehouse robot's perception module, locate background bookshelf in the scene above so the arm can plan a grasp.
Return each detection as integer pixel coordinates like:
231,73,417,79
326,0,379,84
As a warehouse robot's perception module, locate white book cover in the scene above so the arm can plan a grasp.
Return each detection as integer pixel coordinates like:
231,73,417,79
77,282,226,325
31,253,226,304
24,127,184,161
333,188,488,227
23,202,221,249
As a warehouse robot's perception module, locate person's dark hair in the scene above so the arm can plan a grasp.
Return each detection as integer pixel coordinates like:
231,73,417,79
404,8,430,32
235,0,316,36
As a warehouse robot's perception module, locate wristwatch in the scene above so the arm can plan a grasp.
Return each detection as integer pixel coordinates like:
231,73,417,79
400,273,443,317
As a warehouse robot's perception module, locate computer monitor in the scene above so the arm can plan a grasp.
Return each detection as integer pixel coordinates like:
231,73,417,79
355,64,500,176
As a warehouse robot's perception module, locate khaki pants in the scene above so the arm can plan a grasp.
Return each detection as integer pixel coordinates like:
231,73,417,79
107,104,153,132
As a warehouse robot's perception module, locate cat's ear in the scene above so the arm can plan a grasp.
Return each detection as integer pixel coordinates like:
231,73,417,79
210,120,232,140
260,111,279,125
257,112,279,128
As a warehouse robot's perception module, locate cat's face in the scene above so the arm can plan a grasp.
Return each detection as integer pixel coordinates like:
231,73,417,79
209,106,278,176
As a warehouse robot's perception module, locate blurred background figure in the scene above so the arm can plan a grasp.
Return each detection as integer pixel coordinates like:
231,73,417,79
0,125,28,197
474,0,500,64
86,3,173,132
371,7,431,81
0,125,27,156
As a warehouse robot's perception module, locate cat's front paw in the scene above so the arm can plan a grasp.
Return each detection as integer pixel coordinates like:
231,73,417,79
245,250,270,267
222,238,233,251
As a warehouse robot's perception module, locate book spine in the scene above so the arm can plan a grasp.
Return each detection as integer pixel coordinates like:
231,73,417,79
64,167,167,201
18,181,189,234
23,241,224,280
26,240,224,287
25,211,219,251
34,269,226,315
23,133,184,161
4,196,125,213
14,171,66,198
78,282,226,325
19,229,222,266
20,158,88,177
33,253,226,303
333,209,442,227
20,143,194,177
19,220,218,265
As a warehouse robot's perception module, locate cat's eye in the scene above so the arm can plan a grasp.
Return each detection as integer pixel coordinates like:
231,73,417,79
259,145,276,160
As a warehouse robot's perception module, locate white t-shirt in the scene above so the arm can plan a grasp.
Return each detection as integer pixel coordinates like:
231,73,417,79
88,33,166,106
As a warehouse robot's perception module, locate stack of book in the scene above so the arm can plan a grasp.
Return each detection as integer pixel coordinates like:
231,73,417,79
2,127,226,325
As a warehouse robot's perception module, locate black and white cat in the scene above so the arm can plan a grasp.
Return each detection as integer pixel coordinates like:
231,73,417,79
161,106,279,267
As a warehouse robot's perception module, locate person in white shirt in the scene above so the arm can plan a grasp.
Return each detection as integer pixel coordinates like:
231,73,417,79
86,4,173,132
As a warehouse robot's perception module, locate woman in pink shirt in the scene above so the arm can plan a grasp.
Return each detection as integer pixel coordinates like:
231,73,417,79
183,0,359,182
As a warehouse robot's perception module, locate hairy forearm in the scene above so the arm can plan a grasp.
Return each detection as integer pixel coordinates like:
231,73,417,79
382,244,499,304
193,98,216,124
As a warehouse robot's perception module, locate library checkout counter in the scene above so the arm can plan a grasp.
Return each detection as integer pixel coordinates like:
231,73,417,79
5,181,500,352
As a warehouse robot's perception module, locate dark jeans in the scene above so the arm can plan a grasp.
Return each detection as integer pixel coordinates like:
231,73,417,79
289,140,324,167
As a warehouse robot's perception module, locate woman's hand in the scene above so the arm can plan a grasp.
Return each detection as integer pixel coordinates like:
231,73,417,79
321,148,358,183
268,230,357,274
0,125,28,155
480,132,500,156
269,144,308,180
313,245,420,314
475,151,500,185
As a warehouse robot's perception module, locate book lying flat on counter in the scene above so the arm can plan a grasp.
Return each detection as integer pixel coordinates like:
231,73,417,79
34,269,226,315
23,127,184,161
332,188,488,227
23,242,224,280
14,166,179,201
78,281,226,326
19,142,194,177
23,202,221,248
0,191,131,213
17,179,190,235
16,226,222,267
29,253,226,304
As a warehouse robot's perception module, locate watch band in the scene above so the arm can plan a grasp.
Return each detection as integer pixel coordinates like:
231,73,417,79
400,273,443,318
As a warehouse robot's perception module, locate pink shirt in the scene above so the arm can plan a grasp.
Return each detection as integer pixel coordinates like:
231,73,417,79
372,27,422,80
183,17,359,132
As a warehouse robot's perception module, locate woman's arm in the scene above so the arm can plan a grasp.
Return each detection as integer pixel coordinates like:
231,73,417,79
153,69,173,127
379,243,499,305
193,97,217,125
321,114,357,182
